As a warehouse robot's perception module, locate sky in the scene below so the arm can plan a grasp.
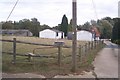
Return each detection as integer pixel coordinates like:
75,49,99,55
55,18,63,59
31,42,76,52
0,0,119,27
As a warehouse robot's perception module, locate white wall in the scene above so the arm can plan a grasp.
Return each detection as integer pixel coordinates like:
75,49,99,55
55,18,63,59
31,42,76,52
77,30,93,41
39,29,63,39
96,37,100,40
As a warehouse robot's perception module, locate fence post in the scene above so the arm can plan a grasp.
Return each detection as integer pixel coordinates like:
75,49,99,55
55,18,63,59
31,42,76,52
88,42,90,51
91,41,93,50
93,41,94,49
12,38,16,64
96,41,98,46
90,42,92,50
102,40,104,44
58,45,62,67
97,40,99,46
79,45,83,65
95,41,97,49
99,40,100,45
79,45,81,61
54,41,64,67
85,43,87,53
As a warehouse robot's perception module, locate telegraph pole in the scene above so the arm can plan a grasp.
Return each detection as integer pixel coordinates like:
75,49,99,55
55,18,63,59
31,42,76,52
72,0,77,72
118,1,120,18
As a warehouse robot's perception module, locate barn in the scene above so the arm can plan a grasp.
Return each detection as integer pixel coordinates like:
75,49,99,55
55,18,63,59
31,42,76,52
39,29,64,39
0,29,33,36
67,30,95,41
77,30,93,41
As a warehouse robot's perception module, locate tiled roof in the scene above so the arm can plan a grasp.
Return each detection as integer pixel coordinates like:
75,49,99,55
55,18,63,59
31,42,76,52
91,27,100,37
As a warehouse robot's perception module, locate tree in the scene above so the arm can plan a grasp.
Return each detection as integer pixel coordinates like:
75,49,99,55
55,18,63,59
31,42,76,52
41,24,51,30
30,18,41,37
2,21,14,29
13,21,20,29
111,18,120,44
98,20,112,39
102,17,114,26
60,14,68,37
77,25,82,30
17,18,41,37
52,24,61,30
68,19,72,32
81,22,91,31
19,19,31,29
91,20,97,26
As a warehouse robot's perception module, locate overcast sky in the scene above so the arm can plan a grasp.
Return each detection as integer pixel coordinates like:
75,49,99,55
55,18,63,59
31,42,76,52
0,0,119,27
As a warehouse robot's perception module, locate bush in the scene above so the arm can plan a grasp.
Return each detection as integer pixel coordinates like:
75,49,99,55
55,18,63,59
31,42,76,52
113,39,120,45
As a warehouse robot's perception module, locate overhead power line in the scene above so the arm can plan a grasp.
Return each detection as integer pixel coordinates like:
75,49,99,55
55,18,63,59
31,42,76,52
91,0,98,20
6,0,19,21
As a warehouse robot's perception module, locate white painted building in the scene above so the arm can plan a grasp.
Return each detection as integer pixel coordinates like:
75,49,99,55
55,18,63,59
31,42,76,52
67,30,96,41
77,30,94,41
39,29,64,39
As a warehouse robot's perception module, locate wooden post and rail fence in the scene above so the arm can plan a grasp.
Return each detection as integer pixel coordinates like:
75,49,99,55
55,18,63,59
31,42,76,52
78,40,104,64
1,38,104,67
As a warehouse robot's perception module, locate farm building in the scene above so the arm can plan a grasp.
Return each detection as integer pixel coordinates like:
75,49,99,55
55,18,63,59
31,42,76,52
67,30,100,41
77,30,93,41
91,27,100,40
0,29,33,36
39,29,64,39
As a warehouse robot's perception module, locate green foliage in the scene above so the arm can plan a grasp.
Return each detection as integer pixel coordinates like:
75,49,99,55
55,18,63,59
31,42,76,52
97,20,112,39
91,20,97,26
1,18,51,37
53,24,61,30
113,40,120,45
41,24,51,30
102,17,114,26
111,18,120,45
2,21,14,29
30,18,40,36
82,22,91,31
1,16,117,39
60,14,68,37
68,19,72,32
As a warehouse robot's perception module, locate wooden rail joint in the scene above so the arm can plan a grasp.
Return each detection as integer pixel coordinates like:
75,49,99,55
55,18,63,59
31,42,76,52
27,53,35,62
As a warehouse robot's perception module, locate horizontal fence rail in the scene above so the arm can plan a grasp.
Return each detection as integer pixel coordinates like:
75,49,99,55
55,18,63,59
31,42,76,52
0,39,72,48
1,38,73,66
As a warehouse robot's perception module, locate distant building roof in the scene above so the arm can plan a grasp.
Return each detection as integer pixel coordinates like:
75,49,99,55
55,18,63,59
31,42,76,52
0,29,31,32
52,29,63,33
0,29,33,36
91,27,100,37
41,29,63,33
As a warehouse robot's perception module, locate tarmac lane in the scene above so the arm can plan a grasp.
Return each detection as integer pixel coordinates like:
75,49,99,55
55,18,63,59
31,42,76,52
93,41,119,78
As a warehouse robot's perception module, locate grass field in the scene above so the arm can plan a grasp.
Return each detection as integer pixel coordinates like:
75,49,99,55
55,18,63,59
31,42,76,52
2,36,105,78
2,36,87,56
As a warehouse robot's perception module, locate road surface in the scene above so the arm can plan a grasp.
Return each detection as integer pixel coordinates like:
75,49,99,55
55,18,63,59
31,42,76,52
93,41,119,78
